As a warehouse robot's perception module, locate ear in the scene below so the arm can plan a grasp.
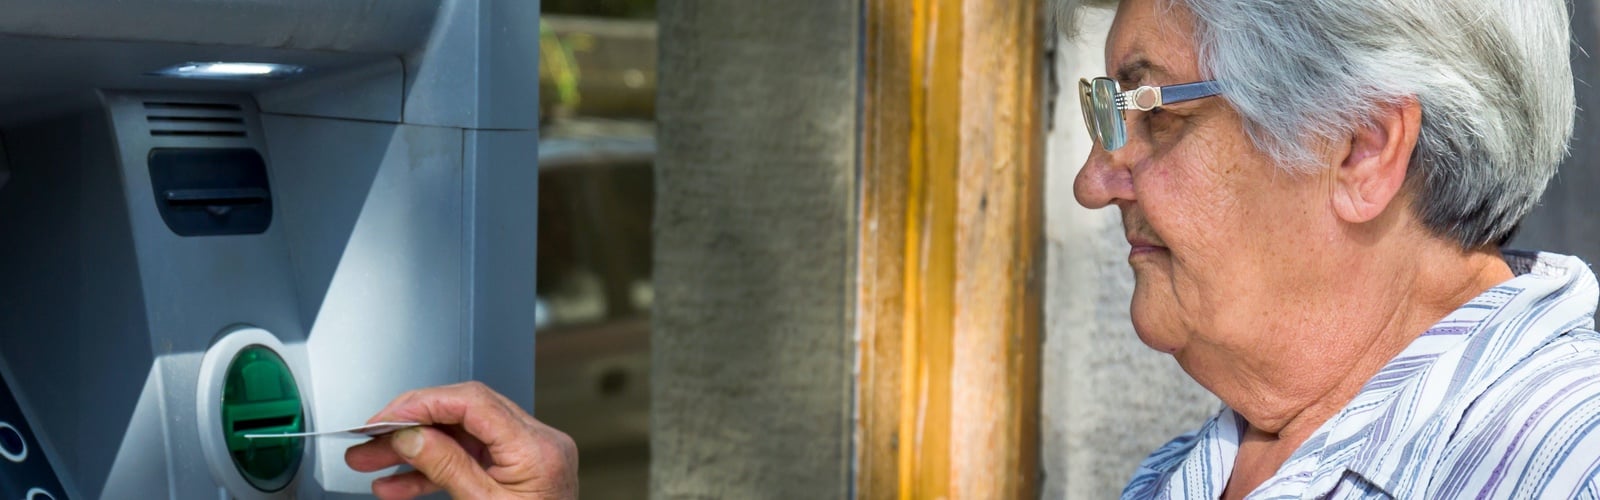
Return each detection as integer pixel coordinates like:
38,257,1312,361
1331,98,1422,224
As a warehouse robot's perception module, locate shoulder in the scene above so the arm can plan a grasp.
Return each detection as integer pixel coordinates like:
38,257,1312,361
1136,429,1205,474
1429,330,1600,498
1123,409,1237,500
1123,430,1202,498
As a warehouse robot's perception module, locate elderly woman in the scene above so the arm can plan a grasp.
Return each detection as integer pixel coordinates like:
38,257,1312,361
1072,0,1600,498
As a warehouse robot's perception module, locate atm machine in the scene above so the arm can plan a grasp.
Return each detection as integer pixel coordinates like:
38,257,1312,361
0,1,541,498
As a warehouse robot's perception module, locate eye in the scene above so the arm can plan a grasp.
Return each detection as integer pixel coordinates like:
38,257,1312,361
1145,107,1175,128
1143,107,1183,145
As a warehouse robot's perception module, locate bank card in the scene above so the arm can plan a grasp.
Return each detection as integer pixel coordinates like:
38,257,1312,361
243,421,421,439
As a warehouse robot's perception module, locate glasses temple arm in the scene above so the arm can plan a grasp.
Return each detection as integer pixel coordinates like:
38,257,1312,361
1160,80,1222,106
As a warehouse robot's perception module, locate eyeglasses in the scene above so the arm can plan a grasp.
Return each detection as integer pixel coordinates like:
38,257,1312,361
1078,77,1222,151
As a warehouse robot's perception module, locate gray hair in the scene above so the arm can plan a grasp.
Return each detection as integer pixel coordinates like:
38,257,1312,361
1065,0,1577,248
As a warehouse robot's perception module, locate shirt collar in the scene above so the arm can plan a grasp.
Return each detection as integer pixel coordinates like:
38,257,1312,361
1303,250,1599,495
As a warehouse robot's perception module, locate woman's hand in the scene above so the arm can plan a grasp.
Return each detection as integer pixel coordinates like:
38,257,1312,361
344,381,578,499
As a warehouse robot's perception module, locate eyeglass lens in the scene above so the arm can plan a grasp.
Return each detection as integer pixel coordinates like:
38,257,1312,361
1090,78,1125,150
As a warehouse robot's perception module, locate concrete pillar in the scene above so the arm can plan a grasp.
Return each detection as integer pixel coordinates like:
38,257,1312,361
652,0,858,498
1041,6,1219,498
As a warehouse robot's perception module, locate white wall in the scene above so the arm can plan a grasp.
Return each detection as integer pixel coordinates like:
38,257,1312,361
1040,7,1219,498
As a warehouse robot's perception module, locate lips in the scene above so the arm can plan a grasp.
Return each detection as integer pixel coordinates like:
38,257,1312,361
1126,235,1164,249
1125,228,1168,260
1121,210,1167,256
1127,242,1167,257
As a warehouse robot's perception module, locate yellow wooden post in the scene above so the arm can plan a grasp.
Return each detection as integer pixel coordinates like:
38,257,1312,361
858,0,1043,497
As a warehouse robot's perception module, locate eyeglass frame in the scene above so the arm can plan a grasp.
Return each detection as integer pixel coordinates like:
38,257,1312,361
1078,77,1222,151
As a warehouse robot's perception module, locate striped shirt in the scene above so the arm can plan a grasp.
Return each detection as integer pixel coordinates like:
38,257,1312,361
1123,251,1600,499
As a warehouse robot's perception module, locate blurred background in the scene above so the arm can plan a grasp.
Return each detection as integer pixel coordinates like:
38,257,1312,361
535,1,656,498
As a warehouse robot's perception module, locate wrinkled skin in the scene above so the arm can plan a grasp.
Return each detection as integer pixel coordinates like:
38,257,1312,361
345,381,579,500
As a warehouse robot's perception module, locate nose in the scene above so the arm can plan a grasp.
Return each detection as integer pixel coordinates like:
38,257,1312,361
1073,145,1135,209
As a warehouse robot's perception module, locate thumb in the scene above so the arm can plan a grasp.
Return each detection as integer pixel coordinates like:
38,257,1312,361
391,427,499,498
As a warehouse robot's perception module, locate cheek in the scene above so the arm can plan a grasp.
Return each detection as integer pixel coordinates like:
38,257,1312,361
1128,145,1261,330
1136,157,1243,267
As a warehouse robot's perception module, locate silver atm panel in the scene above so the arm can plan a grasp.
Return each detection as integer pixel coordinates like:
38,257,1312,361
0,1,540,497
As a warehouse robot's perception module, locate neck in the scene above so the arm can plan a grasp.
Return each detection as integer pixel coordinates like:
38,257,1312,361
1182,239,1513,447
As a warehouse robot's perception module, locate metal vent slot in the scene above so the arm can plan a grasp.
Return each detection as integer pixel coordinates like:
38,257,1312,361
143,102,248,138
144,102,242,112
150,130,248,138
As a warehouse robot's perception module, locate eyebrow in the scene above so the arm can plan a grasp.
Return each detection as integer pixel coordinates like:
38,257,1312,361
1114,58,1169,87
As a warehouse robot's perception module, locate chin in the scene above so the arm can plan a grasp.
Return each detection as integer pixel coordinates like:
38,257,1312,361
1129,289,1184,354
1131,323,1184,354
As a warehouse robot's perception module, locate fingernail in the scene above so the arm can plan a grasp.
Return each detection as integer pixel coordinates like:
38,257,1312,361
392,428,424,459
